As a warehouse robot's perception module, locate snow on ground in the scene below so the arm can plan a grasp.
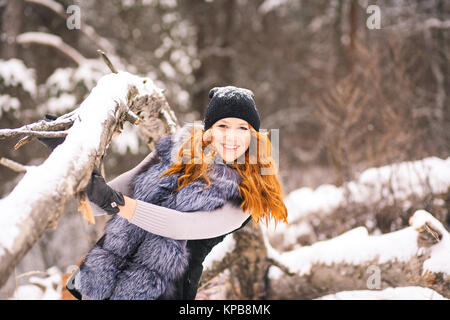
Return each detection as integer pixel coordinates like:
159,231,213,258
316,286,448,300
9,267,62,300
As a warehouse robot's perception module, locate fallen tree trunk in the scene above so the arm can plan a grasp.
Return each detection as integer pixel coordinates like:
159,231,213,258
200,222,270,299
0,71,173,288
265,209,450,299
268,157,450,250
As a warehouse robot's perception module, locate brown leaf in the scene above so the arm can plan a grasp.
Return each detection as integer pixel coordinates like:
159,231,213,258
77,192,96,224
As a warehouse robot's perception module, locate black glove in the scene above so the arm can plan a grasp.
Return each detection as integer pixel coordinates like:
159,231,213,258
37,114,66,151
85,168,125,215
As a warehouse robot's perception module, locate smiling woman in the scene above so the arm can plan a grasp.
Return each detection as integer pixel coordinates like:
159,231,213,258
71,85,287,301
211,117,251,163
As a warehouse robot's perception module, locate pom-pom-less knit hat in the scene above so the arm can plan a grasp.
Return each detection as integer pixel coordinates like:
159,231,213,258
203,86,260,132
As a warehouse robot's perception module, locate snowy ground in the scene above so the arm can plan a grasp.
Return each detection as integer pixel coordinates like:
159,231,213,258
315,286,448,300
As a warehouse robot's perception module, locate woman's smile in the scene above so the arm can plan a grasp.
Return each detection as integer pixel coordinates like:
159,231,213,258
222,143,240,150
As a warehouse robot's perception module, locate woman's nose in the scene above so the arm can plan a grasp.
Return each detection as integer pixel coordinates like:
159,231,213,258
224,134,239,145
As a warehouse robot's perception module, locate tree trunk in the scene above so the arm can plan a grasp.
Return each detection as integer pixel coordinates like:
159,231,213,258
1,0,25,59
182,0,235,117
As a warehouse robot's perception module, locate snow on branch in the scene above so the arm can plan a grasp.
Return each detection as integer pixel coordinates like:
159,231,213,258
420,18,450,30
0,128,69,141
266,209,450,299
385,17,450,35
0,70,169,289
269,156,450,249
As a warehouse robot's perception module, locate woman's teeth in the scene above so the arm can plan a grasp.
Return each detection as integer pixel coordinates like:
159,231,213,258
222,144,238,150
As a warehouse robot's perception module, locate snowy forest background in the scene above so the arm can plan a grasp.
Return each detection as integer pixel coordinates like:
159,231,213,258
0,0,449,300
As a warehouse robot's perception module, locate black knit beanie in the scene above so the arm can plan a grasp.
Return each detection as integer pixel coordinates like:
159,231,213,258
203,86,260,132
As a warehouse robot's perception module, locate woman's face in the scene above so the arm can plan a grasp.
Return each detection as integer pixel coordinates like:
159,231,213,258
210,117,251,163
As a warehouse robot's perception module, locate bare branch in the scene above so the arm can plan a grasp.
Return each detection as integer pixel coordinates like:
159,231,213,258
97,50,118,74
14,136,35,150
16,32,87,65
125,110,141,125
0,157,29,173
25,0,120,61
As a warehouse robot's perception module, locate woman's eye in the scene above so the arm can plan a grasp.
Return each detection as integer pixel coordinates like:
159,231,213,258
218,124,227,128
240,127,248,130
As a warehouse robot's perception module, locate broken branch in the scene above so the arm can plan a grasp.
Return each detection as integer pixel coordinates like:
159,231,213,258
0,157,29,173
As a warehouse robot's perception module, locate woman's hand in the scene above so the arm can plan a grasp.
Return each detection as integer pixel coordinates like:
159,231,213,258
36,114,66,151
85,168,125,215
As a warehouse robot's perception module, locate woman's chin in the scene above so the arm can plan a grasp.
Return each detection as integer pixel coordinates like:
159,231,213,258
215,152,235,163
220,153,245,164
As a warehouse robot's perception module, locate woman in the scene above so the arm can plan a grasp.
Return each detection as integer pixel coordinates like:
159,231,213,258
68,85,288,300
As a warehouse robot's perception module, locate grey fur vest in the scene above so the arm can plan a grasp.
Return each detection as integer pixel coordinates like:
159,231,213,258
78,123,243,300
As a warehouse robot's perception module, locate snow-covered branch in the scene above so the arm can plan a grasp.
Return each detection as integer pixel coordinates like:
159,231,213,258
266,210,450,299
269,156,450,250
0,129,69,141
0,71,169,289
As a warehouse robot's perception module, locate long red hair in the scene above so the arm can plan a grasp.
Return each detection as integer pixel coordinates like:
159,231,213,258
160,124,288,226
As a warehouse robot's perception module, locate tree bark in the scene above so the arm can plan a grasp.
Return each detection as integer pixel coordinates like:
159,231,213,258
1,0,25,59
